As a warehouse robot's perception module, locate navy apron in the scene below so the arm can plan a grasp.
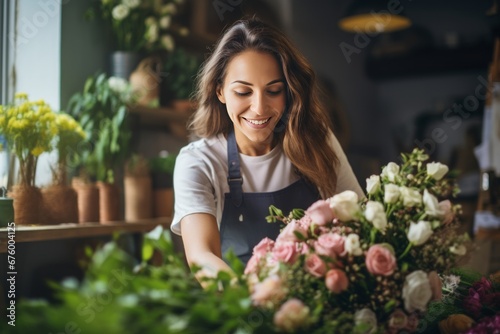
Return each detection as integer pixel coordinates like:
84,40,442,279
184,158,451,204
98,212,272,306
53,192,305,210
220,129,320,265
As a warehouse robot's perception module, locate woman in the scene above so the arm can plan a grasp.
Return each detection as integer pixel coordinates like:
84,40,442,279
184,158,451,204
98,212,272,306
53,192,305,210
171,18,363,277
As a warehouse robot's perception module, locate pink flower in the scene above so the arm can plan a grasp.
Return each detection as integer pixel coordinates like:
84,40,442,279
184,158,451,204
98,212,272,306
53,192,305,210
273,298,310,332
428,271,443,301
405,312,420,332
300,242,310,255
272,241,299,264
253,237,275,258
438,200,455,225
244,253,263,275
297,215,312,230
325,269,349,293
304,253,327,277
251,275,287,308
314,233,345,258
365,244,397,276
306,199,334,225
388,309,408,332
277,220,307,243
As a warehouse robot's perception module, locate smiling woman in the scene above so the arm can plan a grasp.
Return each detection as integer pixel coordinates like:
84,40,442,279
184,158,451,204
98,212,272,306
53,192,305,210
171,17,364,281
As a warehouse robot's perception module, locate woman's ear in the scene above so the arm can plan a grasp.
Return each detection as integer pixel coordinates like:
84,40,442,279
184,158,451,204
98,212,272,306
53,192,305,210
217,86,226,104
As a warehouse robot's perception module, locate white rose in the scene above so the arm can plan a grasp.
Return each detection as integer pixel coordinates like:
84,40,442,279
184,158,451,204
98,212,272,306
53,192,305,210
345,233,363,256
329,190,360,221
450,244,467,256
354,308,377,334
402,270,432,312
400,186,422,207
426,162,449,180
381,162,400,182
366,175,380,195
161,3,177,15
407,221,433,246
384,184,400,204
423,189,442,217
108,77,128,93
112,4,129,20
364,201,387,232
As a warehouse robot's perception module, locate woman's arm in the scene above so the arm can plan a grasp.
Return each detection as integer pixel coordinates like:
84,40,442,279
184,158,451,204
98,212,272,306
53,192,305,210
180,213,234,283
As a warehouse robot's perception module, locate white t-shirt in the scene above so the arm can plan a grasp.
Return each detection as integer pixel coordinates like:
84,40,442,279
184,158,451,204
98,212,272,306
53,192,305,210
170,131,364,235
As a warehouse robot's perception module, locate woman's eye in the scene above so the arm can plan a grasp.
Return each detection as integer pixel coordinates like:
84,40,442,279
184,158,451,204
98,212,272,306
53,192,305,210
235,91,251,96
268,90,282,96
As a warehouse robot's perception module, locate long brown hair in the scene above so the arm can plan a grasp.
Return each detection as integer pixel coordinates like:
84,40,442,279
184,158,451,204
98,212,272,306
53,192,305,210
189,18,338,198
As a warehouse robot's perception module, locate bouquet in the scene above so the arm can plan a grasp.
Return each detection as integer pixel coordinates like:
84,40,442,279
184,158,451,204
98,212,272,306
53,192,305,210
87,0,188,52
244,148,473,333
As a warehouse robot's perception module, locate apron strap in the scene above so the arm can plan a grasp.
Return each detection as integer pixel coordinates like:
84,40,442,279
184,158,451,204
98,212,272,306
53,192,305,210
227,129,243,207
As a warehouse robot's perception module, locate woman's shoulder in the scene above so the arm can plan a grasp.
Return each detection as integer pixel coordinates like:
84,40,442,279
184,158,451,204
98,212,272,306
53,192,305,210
177,134,227,167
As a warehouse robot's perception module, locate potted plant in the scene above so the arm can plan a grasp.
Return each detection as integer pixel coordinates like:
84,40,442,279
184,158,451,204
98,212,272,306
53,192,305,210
0,93,57,225
149,151,177,221
124,154,153,222
67,73,135,223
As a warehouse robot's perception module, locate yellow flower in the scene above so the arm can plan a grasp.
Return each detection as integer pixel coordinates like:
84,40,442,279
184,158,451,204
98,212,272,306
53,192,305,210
14,92,28,100
31,146,45,157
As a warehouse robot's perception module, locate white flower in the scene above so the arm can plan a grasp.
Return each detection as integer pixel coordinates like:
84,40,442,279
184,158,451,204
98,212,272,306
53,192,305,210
329,190,359,221
108,77,128,93
161,34,175,51
402,270,432,312
400,186,422,207
381,162,400,182
178,27,189,36
407,221,433,246
112,4,129,20
426,162,449,180
159,16,172,29
449,244,466,256
423,189,442,217
345,233,363,256
354,308,377,334
366,175,380,195
161,3,177,15
146,22,159,43
364,201,387,232
122,0,140,9
384,184,400,204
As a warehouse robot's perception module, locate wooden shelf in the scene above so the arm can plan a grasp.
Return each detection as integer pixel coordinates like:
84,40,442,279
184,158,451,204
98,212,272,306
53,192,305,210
0,218,171,253
129,105,191,126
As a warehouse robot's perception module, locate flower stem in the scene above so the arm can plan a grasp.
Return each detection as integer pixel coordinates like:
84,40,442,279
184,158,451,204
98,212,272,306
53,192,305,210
399,242,413,260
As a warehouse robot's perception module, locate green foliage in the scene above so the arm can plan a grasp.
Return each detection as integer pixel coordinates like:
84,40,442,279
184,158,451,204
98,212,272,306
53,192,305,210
149,153,177,176
8,227,277,334
163,48,202,100
66,73,133,183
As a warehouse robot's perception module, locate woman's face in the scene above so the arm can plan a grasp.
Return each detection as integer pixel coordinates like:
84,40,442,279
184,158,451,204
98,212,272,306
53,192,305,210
217,50,286,156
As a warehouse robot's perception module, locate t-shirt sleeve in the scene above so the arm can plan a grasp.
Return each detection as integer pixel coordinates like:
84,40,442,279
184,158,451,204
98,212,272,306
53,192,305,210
329,132,365,199
170,149,218,235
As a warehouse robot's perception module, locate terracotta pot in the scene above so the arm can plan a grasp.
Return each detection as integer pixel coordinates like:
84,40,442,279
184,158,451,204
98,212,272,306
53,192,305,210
97,181,121,223
42,185,78,224
124,176,153,221
153,188,174,224
8,185,42,225
72,178,100,223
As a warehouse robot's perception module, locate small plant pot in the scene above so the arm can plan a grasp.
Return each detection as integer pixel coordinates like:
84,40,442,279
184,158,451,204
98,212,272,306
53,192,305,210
42,185,78,224
153,188,174,224
124,176,153,221
97,181,121,223
9,185,42,225
72,178,100,223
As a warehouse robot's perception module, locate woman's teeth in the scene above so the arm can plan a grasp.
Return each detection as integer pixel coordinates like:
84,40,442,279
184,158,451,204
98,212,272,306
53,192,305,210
247,118,270,125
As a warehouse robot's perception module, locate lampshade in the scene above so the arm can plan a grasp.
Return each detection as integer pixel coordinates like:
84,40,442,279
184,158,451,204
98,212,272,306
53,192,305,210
339,0,412,33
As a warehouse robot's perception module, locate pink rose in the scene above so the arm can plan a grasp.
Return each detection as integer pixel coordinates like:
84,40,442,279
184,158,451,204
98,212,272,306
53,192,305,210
314,233,345,258
306,199,334,225
273,298,310,332
277,220,307,243
273,241,299,264
325,269,349,293
300,242,310,255
365,244,397,276
251,275,287,307
438,200,454,225
304,253,327,277
297,215,312,230
253,237,275,258
428,271,443,301
244,253,261,275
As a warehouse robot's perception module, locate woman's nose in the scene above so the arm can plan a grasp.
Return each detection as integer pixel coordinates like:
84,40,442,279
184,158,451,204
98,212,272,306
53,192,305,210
250,93,265,114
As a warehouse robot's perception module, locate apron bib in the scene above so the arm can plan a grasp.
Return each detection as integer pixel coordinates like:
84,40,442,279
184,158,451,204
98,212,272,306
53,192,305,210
220,129,320,265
